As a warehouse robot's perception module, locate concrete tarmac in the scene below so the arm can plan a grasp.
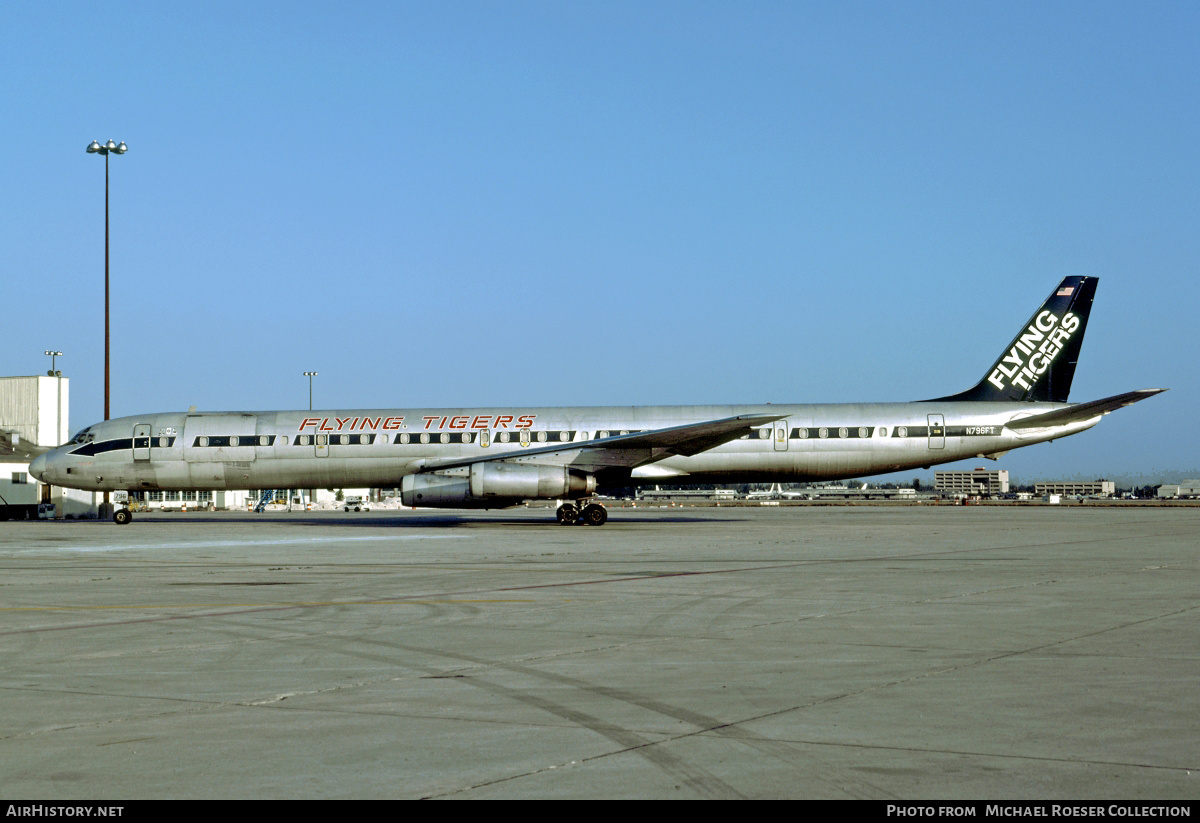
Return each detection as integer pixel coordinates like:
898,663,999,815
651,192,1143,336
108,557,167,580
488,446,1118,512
0,506,1196,799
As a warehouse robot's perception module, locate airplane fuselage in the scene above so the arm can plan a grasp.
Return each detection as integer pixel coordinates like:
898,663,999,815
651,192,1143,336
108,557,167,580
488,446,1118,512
31,278,1163,524
33,401,1096,496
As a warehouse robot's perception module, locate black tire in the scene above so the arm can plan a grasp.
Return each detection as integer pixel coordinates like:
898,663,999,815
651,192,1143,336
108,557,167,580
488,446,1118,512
582,504,608,526
113,508,132,525
556,504,579,525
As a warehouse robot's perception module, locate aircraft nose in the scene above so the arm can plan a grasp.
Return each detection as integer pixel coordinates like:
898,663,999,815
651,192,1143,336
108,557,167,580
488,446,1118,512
29,453,48,482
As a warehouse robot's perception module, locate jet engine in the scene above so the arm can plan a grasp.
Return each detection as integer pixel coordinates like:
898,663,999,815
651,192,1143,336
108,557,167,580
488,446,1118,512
401,463,596,508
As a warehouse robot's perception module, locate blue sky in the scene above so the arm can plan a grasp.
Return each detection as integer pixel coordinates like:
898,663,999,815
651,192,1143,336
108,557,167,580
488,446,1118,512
3,1,1196,482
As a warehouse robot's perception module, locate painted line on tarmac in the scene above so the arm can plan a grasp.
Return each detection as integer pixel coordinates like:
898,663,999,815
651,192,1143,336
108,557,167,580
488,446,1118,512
6,534,469,554
1,598,536,612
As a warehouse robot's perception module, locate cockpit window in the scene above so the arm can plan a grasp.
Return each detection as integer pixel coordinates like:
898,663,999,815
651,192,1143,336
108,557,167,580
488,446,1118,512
69,428,95,444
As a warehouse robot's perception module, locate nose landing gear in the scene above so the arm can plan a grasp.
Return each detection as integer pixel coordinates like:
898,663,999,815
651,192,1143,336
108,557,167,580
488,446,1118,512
113,508,132,525
555,501,608,526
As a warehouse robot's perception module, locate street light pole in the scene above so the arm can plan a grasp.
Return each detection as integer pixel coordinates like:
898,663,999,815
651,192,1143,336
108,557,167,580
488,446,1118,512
44,350,62,376
304,372,318,410
87,140,126,519
86,140,127,422
44,351,64,448
303,372,318,509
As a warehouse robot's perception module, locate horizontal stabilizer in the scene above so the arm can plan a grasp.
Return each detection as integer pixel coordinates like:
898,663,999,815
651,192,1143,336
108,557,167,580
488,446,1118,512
1005,389,1166,430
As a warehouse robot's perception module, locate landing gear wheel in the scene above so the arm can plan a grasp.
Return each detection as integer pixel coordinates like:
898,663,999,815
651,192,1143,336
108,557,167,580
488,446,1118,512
556,503,580,525
113,508,132,525
582,503,608,526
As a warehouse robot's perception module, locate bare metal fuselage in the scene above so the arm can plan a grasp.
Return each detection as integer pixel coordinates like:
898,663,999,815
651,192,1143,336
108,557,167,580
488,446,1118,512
34,401,1096,495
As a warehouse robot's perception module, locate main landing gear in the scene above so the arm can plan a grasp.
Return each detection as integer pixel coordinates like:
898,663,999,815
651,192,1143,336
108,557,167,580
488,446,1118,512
555,501,608,526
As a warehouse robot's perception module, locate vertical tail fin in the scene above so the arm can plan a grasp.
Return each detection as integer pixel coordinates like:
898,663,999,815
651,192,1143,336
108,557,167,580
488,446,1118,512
931,276,1097,403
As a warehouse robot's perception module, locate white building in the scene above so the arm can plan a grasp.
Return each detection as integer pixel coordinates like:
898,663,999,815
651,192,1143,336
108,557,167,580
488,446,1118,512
0,375,103,518
935,468,1009,497
1035,480,1116,498
1157,480,1200,499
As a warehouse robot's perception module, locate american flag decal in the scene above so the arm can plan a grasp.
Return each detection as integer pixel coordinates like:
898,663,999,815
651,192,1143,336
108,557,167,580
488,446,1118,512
1057,286,1075,296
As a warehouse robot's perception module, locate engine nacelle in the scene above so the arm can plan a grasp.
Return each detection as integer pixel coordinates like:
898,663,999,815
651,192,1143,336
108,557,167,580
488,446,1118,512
400,473,475,507
400,464,596,508
469,462,596,500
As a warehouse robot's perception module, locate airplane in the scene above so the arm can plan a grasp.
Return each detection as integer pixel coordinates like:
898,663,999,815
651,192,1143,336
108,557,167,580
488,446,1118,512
746,483,811,500
30,276,1164,526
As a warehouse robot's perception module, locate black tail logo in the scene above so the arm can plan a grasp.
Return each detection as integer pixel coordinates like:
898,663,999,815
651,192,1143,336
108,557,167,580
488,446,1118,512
933,276,1097,403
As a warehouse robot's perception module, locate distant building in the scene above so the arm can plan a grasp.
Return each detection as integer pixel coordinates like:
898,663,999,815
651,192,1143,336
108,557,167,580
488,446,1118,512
1035,480,1116,498
1157,480,1200,499
0,374,103,518
935,469,1009,497
638,488,738,502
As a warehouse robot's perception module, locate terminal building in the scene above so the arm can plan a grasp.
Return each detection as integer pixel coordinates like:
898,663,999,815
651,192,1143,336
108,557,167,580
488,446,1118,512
0,374,103,518
1034,480,1116,498
934,468,1009,497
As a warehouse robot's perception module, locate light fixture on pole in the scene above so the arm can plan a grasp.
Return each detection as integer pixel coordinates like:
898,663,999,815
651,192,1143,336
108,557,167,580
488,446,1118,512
44,350,63,377
304,372,318,410
86,139,127,423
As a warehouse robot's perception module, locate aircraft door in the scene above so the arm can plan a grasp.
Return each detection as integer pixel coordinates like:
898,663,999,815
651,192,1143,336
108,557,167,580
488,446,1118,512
315,434,329,457
133,423,152,462
774,421,789,451
928,414,945,449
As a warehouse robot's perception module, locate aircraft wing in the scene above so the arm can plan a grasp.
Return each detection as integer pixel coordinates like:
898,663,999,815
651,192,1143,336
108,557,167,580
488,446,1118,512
0,428,51,463
1005,389,1166,430
413,413,787,475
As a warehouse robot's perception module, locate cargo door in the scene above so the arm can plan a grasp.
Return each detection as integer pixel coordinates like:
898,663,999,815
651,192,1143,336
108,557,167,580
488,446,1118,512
133,423,152,462
927,414,945,450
